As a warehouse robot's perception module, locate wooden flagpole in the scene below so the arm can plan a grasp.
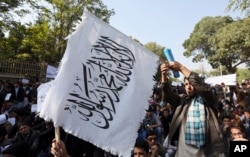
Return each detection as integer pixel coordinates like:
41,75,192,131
55,126,60,142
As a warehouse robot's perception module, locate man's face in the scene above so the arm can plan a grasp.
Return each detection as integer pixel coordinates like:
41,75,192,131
19,125,30,137
242,84,247,90
231,128,244,140
238,107,243,113
146,111,153,118
146,134,157,147
163,110,169,117
222,118,230,126
244,111,250,119
184,79,195,96
224,104,231,111
133,147,149,157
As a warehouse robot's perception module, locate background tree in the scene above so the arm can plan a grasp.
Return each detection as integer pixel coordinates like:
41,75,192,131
144,42,178,83
0,0,26,22
24,0,115,63
227,0,250,15
208,65,228,77
210,17,250,73
1,0,114,63
237,68,250,82
144,42,165,59
1,22,27,58
183,16,250,73
0,0,30,58
21,21,53,62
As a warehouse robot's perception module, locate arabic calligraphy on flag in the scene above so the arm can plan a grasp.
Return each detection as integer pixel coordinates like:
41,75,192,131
39,10,159,157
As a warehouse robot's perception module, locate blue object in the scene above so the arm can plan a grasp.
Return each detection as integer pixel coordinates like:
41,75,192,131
163,48,180,78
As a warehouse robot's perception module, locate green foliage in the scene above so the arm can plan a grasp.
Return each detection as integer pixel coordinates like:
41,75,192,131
183,16,234,62
226,0,250,15
210,17,250,73
144,42,165,60
21,21,53,62
0,0,25,13
25,0,115,63
0,0,20,12
208,65,229,77
143,42,174,83
144,42,162,83
236,68,250,82
0,21,27,58
1,0,114,64
183,16,250,73
0,0,28,26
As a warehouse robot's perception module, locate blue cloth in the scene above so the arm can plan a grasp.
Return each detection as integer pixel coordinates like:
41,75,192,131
185,95,206,148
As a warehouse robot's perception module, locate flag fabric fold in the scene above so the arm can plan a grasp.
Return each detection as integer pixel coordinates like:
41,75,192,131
39,10,159,157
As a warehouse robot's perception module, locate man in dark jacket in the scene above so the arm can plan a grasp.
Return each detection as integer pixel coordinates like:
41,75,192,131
10,81,25,106
10,119,40,157
160,61,225,157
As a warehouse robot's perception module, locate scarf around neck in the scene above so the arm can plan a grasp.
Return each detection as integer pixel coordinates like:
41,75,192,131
185,95,206,148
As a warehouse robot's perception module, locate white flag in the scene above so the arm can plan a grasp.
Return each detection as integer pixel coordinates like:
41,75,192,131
46,65,58,79
37,81,53,113
39,11,159,157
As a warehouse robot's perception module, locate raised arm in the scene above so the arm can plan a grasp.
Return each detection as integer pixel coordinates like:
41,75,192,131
160,61,189,109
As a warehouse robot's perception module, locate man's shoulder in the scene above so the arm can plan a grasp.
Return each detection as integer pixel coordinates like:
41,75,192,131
179,94,190,104
30,129,40,137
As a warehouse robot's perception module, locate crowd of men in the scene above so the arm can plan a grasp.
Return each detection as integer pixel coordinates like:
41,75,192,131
139,75,250,157
0,74,249,157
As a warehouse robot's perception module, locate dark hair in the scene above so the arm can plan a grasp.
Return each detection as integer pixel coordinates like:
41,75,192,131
134,138,150,153
0,126,7,137
229,123,246,136
146,105,155,112
18,118,32,129
184,72,204,85
146,129,157,138
222,115,232,120
241,83,246,86
244,107,250,113
224,100,231,105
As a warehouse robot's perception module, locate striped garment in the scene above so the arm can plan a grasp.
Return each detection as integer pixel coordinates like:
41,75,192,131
185,95,206,148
